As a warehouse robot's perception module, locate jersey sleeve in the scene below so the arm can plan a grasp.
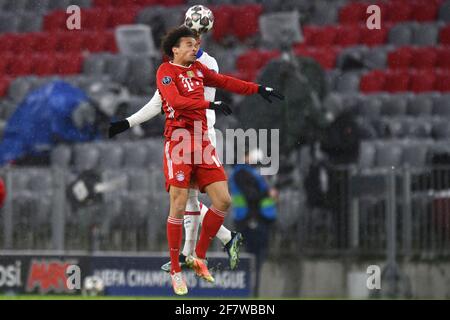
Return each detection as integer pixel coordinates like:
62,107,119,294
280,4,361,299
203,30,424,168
126,90,162,127
197,62,259,95
156,63,210,111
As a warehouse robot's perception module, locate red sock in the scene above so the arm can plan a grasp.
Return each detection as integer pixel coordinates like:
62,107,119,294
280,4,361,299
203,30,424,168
167,216,183,274
195,207,227,259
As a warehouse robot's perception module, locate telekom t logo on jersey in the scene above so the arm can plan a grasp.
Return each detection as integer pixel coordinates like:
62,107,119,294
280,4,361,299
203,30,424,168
179,74,195,92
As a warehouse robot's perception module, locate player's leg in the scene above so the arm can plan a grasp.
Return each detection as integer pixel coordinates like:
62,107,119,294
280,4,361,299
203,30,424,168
182,188,201,257
167,185,189,295
199,202,244,270
161,188,201,273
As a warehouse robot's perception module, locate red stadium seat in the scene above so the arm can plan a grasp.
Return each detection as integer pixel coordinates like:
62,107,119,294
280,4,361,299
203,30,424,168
12,34,39,54
82,32,108,52
436,47,450,69
43,10,67,31
360,24,391,47
440,25,450,45
210,5,234,42
410,69,436,92
334,25,361,46
231,5,263,41
32,33,58,52
384,70,410,92
360,70,386,93
161,0,186,6
387,47,413,69
31,54,57,76
93,0,113,7
56,32,84,52
7,55,34,76
55,53,83,75
108,7,138,28
236,49,262,74
0,33,18,53
82,9,109,30
303,26,337,46
410,47,437,69
385,2,412,22
0,77,11,97
410,2,438,22
259,50,281,68
435,71,450,91
0,54,14,75
103,31,118,52
339,2,367,24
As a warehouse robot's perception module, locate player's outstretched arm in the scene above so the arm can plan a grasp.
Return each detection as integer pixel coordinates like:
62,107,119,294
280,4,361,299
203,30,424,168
108,90,163,138
199,62,285,103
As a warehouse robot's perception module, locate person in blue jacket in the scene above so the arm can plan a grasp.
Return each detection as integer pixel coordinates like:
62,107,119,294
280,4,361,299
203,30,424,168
229,147,278,296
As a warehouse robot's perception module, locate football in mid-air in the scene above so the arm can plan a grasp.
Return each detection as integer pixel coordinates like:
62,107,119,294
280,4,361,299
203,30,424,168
184,5,214,34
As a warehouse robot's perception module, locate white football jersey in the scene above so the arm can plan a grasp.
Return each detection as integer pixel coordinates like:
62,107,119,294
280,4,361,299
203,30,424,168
197,49,219,147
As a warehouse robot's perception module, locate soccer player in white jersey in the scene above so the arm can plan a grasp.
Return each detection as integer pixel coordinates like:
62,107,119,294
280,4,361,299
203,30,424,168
108,5,244,272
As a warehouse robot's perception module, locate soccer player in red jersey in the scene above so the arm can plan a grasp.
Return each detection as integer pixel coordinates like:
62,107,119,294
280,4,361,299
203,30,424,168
157,26,283,295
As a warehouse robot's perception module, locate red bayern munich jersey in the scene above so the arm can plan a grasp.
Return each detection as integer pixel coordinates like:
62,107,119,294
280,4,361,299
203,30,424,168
156,60,259,138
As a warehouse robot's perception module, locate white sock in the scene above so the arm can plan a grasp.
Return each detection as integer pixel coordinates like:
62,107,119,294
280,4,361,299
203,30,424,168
182,189,201,257
200,202,232,245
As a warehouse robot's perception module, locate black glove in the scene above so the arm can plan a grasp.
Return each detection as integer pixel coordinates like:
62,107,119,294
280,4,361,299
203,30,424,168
257,85,285,103
108,119,130,138
209,101,232,116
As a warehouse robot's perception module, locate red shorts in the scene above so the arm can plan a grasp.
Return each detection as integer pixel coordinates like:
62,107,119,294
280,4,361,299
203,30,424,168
163,138,227,193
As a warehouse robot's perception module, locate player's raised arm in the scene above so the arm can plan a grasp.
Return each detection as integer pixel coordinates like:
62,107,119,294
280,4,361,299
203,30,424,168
198,62,285,103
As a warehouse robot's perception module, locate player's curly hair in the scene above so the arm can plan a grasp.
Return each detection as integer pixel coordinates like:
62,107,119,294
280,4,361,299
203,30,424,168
161,26,196,59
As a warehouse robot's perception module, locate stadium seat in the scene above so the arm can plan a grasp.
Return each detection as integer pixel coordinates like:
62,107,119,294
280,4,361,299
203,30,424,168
440,24,450,44
93,0,113,7
83,54,108,75
435,72,450,91
0,33,18,53
7,55,34,76
24,0,50,13
310,0,338,25
401,142,428,167
82,8,109,30
108,7,138,28
359,95,383,119
2,0,27,12
360,70,385,93
30,33,57,53
73,144,100,171
71,0,92,8
388,23,413,45
385,2,412,22
410,70,436,93
432,119,450,139
410,2,439,22
439,1,450,22
18,13,43,32
56,32,84,52
413,23,439,46
0,77,11,97
0,12,20,32
123,143,148,168
360,25,390,47
381,94,409,116
127,55,155,94
363,48,387,69
303,26,336,46
210,5,234,42
407,95,433,116
338,2,367,24
43,10,67,31
432,94,450,115
387,47,413,69
384,70,410,93
410,47,438,69
334,25,361,46
98,144,124,169
54,53,83,75
7,76,35,102
50,145,72,168
375,142,403,168
335,71,361,93
82,31,107,52
104,55,130,85
436,47,450,69
231,4,263,41
32,54,57,76
47,0,71,10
